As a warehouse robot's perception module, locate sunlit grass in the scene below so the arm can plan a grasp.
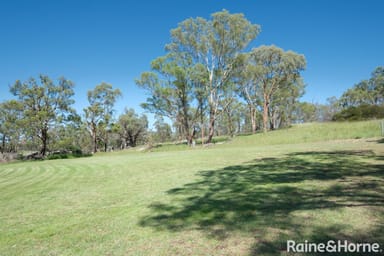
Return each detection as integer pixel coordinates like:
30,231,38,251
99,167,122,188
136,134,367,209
0,120,383,255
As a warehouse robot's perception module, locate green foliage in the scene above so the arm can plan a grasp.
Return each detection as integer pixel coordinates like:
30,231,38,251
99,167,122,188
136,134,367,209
139,10,261,144
153,115,173,143
293,101,317,123
245,45,306,132
8,75,76,156
117,108,148,148
339,66,384,107
136,53,199,145
0,100,23,153
46,151,92,160
84,83,122,153
332,104,384,121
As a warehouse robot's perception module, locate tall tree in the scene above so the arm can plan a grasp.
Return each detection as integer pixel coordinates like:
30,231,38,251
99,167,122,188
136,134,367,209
84,83,121,153
136,54,200,146
267,78,305,129
117,108,148,148
243,45,306,132
9,75,76,156
236,53,262,133
165,10,260,142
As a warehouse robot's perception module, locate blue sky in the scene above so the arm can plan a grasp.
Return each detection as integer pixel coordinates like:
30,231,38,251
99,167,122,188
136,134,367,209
1,0,383,120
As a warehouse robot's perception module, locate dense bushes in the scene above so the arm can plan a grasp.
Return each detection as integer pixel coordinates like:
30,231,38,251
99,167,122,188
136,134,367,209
46,147,92,160
332,104,384,121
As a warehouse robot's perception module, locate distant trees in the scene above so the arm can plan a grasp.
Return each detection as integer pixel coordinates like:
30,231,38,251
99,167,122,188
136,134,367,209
117,108,148,148
332,66,384,121
292,102,317,123
0,100,23,153
84,83,122,153
0,75,152,158
339,66,384,107
294,66,384,123
153,115,173,143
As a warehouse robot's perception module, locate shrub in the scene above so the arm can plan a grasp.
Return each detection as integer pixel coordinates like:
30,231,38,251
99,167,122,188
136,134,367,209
332,104,384,121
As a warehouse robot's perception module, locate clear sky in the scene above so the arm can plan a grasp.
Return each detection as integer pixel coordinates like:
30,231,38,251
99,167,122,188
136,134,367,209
1,0,383,120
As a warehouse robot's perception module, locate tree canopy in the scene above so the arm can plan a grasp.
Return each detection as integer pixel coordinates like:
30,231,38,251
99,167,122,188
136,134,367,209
84,82,122,153
9,75,76,156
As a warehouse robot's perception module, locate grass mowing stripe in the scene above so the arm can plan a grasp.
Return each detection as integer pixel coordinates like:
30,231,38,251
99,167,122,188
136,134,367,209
0,121,383,255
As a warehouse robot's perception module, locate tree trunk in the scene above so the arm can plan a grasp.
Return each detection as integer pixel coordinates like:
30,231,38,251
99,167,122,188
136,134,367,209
250,107,257,133
263,93,269,133
269,108,275,131
207,109,215,143
1,135,5,154
92,126,97,154
201,125,204,146
186,127,196,146
200,105,205,146
40,127,48,156
226,110,234,137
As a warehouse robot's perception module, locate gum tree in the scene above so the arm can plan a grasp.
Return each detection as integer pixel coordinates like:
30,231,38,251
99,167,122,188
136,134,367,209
84,83,121,153
0,100,23,153
136,53,204,146
117,108,148,148
240,45,306,132
9,75,76,156
161,10,260,143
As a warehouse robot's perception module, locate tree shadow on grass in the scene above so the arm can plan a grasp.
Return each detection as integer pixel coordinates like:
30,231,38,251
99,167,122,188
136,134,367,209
139,150,384,255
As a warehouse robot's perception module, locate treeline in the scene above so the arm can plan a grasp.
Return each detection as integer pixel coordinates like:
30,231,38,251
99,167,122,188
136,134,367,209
0,79,149,158
0,10,383,159
293,66,384,123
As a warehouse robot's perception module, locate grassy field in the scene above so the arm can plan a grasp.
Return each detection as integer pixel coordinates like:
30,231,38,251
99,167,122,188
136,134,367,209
0,121,383,255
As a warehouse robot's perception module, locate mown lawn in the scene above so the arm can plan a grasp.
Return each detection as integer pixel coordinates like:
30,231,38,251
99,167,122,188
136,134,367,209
0,121,383,255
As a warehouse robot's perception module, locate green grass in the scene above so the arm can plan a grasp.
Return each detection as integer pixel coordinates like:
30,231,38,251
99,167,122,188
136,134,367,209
231,120,382,147
0,121,383,255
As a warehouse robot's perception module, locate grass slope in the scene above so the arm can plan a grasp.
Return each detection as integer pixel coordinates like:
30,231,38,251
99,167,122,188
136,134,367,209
0,121,383,255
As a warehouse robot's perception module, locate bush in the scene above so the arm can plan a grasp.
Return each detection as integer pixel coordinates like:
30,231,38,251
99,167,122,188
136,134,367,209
332,104,384,121
46,147,92,160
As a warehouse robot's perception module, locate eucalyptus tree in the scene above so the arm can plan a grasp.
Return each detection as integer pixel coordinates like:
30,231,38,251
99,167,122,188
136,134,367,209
292,102,317,123
239,45,306,132
163,10,260,143
117,108,148,148
268,77,305,129
9,75,76,156
236,53,261,133
153,115,173,143
216,98,245,136
136,54,202,146
339,66,384,107
0,100,23,153
84,82,121,153
370,66,384,105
